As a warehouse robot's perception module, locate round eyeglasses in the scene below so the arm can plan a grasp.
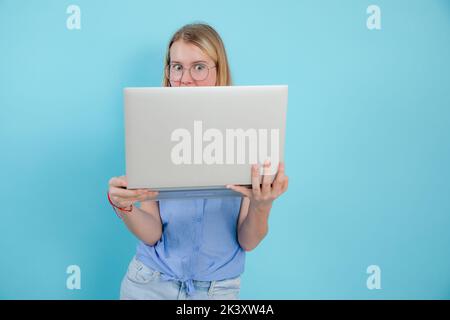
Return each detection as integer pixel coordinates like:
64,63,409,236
165,62,216,82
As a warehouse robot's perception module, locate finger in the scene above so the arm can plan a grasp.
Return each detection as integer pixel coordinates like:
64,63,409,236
113,192,152,207
139,191,160,201
281,176,289,193
109,187,146,199
110,195,132,208
277,162,286,179
272,163,283,194
272,162,285,194
261,159,272,195
251,164,261,197
133,195,150,203
109,176,128,188
226,184,252,198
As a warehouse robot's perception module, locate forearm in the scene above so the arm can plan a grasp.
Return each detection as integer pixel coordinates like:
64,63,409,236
237,202,272,251
120,205,162,246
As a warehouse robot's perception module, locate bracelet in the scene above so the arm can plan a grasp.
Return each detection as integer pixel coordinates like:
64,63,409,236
107,191,133,219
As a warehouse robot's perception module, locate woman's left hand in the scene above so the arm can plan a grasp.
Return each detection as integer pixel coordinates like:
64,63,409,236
226,160,289,209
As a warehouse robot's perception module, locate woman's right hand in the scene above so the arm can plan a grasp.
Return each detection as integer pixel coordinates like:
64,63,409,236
108,175,159,209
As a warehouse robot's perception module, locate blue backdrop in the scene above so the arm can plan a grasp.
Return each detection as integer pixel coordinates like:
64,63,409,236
1,0,449,299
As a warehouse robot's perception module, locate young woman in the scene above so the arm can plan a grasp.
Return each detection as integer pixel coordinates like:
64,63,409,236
108,23,289,300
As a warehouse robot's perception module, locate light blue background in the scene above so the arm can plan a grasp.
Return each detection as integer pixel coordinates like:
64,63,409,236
1,0,449,299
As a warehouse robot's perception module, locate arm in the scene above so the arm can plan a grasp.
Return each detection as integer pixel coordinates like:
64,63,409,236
120,200,162,246
108,175,162,246
237,197,271,251
230,161,289,252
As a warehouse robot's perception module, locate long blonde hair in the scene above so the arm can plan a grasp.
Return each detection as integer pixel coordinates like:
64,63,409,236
162,23,232,87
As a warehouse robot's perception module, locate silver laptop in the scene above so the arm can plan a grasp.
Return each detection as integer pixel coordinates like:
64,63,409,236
124,85,288,199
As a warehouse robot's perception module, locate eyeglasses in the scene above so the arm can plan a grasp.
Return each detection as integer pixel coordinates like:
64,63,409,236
165,62,216,82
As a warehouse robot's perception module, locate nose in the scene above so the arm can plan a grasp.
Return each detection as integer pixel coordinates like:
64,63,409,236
180,69,195,86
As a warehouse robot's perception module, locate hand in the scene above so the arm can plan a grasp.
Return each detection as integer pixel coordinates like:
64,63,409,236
108,175,159,209
226,160,289,210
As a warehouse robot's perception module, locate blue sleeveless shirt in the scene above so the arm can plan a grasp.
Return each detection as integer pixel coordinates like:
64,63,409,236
135,196,245,295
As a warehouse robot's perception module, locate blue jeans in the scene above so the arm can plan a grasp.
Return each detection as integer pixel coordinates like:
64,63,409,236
120,256,241,300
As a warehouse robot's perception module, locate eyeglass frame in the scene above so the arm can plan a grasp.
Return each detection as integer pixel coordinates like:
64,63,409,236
164,62,217,82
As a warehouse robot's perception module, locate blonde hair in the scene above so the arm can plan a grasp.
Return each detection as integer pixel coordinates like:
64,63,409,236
162,23,232,87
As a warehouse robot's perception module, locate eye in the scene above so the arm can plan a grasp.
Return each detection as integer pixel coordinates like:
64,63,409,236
170,64,183,71
193,63,206,71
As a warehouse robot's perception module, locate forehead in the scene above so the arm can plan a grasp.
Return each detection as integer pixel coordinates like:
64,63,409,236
170,40,213,64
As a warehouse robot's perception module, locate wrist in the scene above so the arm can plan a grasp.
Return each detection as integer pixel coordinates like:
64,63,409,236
107,191,134,219
249,200,273,215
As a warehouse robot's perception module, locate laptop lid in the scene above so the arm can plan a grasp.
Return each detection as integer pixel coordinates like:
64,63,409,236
124,85,288,191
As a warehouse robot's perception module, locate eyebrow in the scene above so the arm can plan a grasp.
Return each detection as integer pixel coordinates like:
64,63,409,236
170,60,208,64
